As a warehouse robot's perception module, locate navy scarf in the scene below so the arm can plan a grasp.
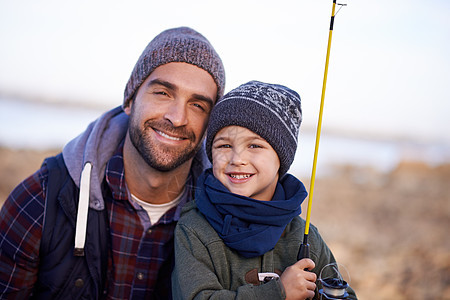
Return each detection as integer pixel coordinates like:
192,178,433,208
196,169,308,258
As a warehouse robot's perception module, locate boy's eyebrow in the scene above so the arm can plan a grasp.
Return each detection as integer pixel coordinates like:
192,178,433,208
251,136,267,141
213,135,267,144
213,136,229,144
147,79,215,107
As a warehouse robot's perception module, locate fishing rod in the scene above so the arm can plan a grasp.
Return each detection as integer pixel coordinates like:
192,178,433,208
297,2,349,298
298,0,345,261
298,2,349,298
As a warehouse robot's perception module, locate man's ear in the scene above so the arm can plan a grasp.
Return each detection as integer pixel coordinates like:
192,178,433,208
124,93,136,115
123,97,135,115
124,104,131,115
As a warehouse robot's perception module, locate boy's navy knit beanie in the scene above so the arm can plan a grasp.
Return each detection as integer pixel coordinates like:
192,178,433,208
206,80,302,176
123,27,225,108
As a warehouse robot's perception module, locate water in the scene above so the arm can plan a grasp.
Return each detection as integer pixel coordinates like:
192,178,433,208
0,97,105,149
1,97,449,177
291,133,450,177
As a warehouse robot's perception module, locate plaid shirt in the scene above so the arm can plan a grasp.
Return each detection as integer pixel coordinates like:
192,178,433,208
0,144,192,299
0,166,45,298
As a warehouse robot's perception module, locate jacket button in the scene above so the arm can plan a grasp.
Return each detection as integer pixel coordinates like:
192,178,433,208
137,272,144,280
75,278,84,288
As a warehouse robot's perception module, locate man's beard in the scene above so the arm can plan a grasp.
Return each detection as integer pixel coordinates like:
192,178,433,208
128,117,201,172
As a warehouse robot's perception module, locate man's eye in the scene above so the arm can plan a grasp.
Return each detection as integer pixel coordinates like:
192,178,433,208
192,103,206,111
151,89,169,97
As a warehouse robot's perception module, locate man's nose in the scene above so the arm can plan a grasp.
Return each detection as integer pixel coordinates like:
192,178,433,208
164,100,188,127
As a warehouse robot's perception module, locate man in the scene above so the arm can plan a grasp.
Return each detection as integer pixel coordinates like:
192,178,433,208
0,27,225,299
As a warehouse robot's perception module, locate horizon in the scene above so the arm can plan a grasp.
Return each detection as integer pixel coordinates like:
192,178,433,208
1,96,448,180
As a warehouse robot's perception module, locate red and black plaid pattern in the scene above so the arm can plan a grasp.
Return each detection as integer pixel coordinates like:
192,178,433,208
104,149,182,299
0,167,47,298
0,144,185,298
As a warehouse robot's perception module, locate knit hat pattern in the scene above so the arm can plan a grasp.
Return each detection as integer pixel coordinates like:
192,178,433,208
206,80,302,176
123,27,225,108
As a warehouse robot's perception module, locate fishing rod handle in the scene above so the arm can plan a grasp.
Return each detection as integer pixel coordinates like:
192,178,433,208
297,242,310,261
297,234,310,260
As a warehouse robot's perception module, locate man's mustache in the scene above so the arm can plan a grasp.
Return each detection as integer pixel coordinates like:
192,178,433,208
144,120,196,142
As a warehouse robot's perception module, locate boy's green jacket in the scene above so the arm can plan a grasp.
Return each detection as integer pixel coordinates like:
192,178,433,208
172,201,357,299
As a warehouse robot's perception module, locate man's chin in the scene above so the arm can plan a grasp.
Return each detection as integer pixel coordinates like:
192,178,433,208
143,149,197,172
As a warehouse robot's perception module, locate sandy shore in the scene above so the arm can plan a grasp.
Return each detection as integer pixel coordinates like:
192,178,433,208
1,147,449,299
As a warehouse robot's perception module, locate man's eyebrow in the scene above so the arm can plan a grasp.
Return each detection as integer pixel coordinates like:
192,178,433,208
147,79,177,91
147,79,214,107
192,93,215,108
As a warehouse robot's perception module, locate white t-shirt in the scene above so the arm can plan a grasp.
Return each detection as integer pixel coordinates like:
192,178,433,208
131,191,183,225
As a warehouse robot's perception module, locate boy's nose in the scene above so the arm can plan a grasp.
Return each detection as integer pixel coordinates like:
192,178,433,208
230,149,247,166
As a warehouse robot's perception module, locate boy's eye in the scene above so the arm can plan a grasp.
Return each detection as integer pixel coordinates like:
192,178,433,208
216,144,231,149
249,144,263,149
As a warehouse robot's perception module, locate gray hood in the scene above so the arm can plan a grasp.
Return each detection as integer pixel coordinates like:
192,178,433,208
62,105,211,211
62,106,129,210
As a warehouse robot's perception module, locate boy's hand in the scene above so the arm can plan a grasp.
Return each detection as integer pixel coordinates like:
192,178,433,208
280,258,317,300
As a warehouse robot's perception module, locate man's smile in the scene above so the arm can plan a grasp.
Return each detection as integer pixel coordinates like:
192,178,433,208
154,129,186,141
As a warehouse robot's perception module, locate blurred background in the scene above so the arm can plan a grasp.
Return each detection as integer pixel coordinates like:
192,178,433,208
1,0,449,298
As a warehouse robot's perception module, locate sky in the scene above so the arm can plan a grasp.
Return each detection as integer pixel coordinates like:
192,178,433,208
0,0,449,147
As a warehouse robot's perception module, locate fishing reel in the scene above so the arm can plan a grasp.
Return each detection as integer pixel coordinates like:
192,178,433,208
317,263,350,300
297,243,351,299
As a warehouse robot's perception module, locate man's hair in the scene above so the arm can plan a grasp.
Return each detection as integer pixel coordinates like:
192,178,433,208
123,27,225,108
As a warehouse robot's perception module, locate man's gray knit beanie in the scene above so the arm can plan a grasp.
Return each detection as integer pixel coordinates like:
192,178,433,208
206,80,302,176
123,27,225,108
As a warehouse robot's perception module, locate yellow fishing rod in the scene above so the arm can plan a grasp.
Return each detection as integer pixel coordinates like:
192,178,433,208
298,0,345,260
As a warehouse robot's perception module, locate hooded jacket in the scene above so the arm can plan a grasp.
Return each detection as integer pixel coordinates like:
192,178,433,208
172,170,358,300
172,201,357,300
35,106,209,298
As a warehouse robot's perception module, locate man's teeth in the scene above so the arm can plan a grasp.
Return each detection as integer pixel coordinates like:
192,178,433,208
230,174,251,179
156,130,183,141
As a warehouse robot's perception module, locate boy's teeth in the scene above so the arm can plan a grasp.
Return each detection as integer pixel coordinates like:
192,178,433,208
230,174,251,179
156,130,182,141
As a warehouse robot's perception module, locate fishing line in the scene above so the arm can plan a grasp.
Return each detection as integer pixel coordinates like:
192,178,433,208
335,3,347,16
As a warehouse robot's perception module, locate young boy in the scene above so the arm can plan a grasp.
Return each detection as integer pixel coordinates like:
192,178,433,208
172,81,357,299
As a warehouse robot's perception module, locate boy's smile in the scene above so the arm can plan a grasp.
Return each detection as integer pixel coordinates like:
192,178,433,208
227,172,254,184
212,126,280,201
